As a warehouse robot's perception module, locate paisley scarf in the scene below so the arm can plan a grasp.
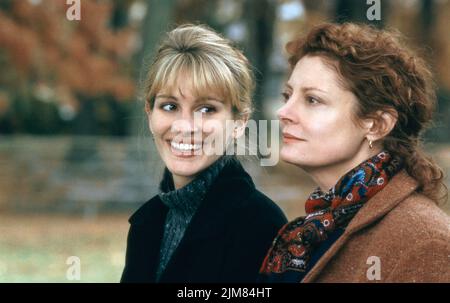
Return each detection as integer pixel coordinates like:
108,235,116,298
259,151,402,279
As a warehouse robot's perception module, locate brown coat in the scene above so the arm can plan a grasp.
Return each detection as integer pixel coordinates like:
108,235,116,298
303,170,450,283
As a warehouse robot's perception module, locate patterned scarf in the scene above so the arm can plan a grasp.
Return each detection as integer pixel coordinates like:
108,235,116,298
259,151,402,276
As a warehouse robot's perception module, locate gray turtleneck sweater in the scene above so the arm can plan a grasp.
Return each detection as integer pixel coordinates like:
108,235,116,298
155,156,232,281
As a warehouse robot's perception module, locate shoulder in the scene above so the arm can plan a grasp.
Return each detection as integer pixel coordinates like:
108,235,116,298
367,192,450,276
127,195,164,225
244,189,287,220
384,193,450,241
208,158,287,224
228,187,288,231
355,170,450,242
382,194,450,282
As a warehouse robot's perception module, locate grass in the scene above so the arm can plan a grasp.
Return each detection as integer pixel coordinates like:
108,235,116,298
0,213,130,283
0,197,448,283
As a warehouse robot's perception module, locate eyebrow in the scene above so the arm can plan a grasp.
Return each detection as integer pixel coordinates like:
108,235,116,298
284,83,328,94
155,94,177,100
155,94,225,103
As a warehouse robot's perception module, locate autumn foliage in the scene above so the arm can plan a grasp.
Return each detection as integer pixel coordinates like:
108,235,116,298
0,0,137,134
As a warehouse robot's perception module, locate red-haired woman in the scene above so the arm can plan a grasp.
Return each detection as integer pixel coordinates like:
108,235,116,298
259,23,450,282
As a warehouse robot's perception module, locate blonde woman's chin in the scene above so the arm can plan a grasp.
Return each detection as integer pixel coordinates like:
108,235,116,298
165,155,218,179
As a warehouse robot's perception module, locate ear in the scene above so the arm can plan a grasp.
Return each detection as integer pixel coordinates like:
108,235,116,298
145,100,152,115
364,109,398,142
144,100,154,134
233,114,249,139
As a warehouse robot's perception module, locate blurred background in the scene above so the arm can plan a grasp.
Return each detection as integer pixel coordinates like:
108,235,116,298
1,0,449,282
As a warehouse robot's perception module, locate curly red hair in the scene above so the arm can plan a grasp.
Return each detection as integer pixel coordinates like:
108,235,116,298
286,22,446,203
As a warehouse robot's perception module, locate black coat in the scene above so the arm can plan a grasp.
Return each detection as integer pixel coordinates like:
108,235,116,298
121,160,287,283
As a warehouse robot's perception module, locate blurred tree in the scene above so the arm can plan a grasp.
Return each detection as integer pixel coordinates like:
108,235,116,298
416,0,450,142
242,0,276,121
0,0,136,135
174,0,213,25
334,0,387,27
172,0,276,121
420,0,434,37
110,0,131,31
129,0,176,135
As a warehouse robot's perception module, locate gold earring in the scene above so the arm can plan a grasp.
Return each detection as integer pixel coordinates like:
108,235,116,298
368,139,373,149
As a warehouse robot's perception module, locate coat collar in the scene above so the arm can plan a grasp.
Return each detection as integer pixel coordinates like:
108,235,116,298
126,158,256,282
302,170,418,283
169,158,255,244
128,157,255,229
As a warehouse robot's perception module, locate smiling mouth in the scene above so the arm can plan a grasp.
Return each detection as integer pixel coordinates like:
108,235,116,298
167,140,203,157
170,141,202,151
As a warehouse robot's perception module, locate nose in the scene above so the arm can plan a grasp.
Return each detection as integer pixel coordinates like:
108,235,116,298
277,100,296,125
171,111,202,134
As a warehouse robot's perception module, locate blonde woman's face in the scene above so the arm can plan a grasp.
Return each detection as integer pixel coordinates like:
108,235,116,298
147,76,235,187
277,55,369,174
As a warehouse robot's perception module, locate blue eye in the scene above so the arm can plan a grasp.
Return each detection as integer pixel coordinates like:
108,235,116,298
161,103,177,111
197,106,215,114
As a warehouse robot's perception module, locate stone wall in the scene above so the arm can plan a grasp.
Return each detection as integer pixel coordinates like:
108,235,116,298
1,136,449,219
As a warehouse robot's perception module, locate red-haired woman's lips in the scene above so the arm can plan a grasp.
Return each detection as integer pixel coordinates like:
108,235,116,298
282,132,305,143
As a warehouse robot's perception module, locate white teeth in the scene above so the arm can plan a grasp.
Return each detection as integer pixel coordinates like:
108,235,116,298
170,141,201,151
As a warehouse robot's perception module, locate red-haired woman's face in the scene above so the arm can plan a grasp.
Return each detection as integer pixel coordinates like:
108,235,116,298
277,55,372,182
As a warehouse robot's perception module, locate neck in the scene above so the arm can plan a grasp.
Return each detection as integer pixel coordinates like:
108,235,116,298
305,147,383,191
172,174,196,190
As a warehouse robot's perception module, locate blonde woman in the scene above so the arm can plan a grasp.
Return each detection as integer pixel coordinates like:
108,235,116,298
121,24,287,283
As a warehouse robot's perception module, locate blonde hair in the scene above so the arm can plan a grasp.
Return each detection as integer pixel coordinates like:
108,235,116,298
144,24,254,118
